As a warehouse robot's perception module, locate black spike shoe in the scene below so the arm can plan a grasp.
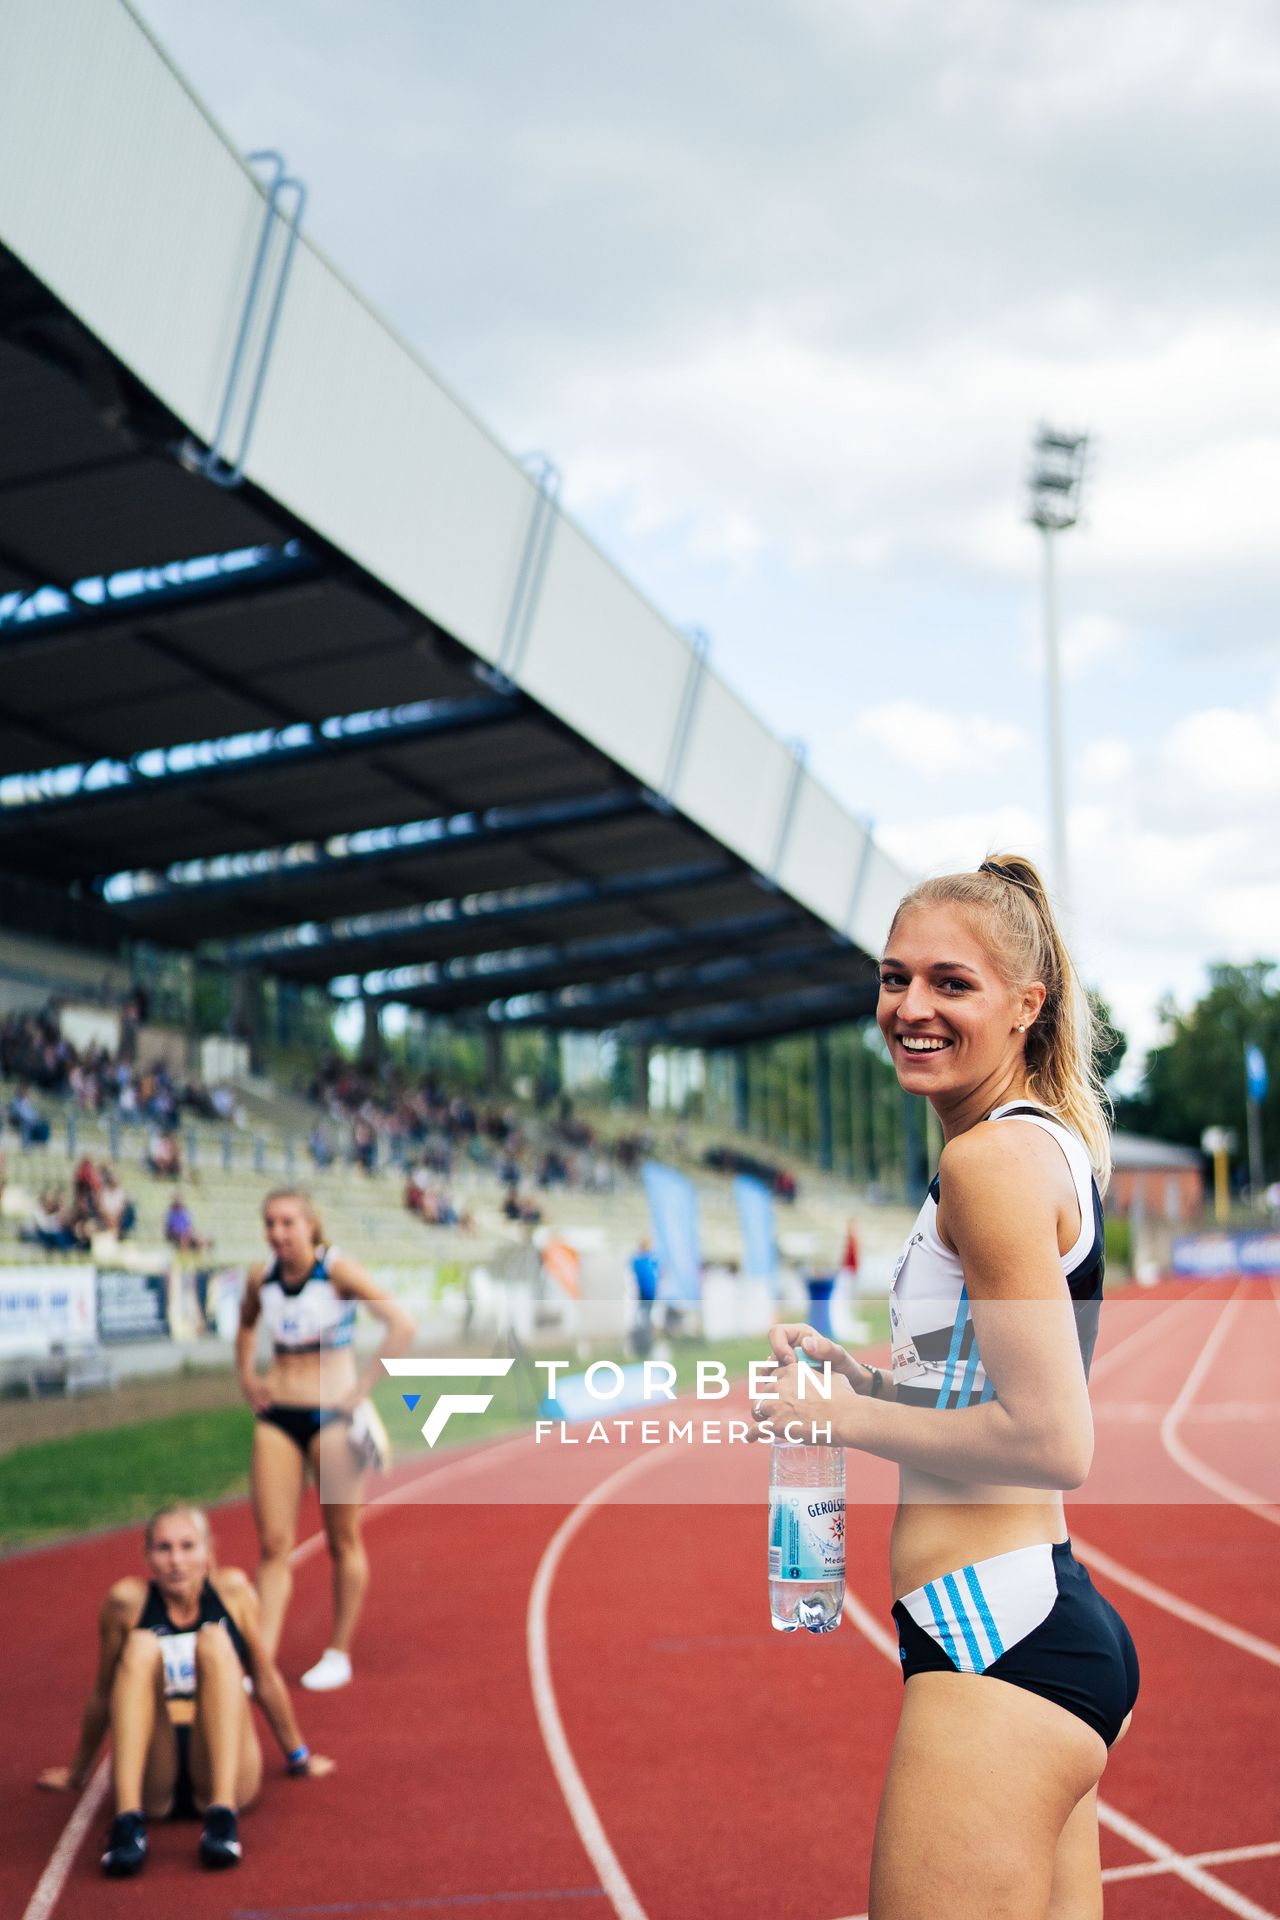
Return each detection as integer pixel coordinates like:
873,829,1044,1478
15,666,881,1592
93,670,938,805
198,1802,242,1869
101,1809,148,1876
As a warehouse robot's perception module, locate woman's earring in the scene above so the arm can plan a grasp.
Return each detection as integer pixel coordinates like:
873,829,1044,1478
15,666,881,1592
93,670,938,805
1017,1023,1026,1032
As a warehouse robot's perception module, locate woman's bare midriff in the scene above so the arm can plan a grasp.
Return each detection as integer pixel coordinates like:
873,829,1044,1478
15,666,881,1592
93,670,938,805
264,1348,359,1409
890,1473,1068,1600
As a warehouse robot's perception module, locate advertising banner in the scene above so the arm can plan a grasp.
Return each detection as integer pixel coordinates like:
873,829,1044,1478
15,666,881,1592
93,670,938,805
0,1266,96,1356
1171,1231,1280,1278
642,1161,702,1302
733,1174,778,1284
96,1266,171,1342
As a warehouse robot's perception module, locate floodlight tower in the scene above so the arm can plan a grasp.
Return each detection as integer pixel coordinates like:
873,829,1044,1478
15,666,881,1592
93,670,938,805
1026,424,1089,918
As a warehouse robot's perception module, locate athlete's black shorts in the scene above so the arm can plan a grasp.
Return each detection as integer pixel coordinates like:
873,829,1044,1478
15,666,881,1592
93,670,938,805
893,1540,1139,1747
169,1723,199,1819
256,1404,351,1455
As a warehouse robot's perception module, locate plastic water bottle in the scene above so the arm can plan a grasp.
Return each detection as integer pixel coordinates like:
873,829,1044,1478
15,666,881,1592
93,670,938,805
768,1441,845,1633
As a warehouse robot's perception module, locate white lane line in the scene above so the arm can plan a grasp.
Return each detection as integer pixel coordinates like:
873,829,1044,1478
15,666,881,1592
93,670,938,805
528,1446,671,1920
1087,1296,1183,1386
1069,1534,1280,1670
1103,1839,1280,1883
841,1581,1279,1920
20,1758,110,1920
1096,1802,1279,1920
1159,1288,1280,1526
18,1424,548,1920
288,1426,543,1567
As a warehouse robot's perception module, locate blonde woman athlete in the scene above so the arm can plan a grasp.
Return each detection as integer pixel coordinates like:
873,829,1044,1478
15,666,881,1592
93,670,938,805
38,1503,333,1877
238,1188,414,1690
754,856,1138,1920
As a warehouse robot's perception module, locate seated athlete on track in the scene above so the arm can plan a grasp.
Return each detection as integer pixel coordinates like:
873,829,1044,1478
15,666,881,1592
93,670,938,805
37,1502,333,1877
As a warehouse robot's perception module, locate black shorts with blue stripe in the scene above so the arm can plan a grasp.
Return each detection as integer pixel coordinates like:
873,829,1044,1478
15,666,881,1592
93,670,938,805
892,1540,1139,1747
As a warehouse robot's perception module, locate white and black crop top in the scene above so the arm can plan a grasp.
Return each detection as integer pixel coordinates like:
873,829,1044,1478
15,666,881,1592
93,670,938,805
259,1246,356,1357
888,1102,1105,1410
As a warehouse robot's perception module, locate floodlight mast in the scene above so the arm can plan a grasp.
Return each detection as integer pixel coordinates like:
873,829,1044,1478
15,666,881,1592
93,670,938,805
1026,424,1089,919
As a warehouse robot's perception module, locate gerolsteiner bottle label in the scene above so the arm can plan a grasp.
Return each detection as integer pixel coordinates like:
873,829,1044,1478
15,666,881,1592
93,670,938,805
768,1489,846,1581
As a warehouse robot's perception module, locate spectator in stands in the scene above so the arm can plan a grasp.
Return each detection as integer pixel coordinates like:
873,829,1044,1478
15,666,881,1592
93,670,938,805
96,1166,137,1240
10,1084,50,1146
74,1155,103,1211
308,1122,334,1169
502,1187,542,1226
38,1502,333,1876
630,1238,660,1357
147,1128,182,1179
351,1117,377,1175
164,1192,210,1254
25,1187,79,1252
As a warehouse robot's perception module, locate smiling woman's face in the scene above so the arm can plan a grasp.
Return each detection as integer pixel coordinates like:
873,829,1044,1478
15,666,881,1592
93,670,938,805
877,902,1036,1098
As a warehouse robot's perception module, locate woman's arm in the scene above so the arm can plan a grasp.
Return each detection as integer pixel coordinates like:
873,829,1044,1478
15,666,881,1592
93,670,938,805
236,1267,271,1412
37,1580,139,1790
759,1124,1094,1489
220,1571,333,1776
328,1256,415,1408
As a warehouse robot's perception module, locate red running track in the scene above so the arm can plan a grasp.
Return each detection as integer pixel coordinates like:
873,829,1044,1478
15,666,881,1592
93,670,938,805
3,1279,1278,1920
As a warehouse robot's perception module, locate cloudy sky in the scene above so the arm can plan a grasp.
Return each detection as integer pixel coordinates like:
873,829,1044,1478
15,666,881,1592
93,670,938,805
133,0,1280,1073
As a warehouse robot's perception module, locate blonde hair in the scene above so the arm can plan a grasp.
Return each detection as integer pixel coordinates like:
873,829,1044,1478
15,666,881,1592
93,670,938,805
144,1503,211,1551
261,1186,326,1248
888,852,1112,1189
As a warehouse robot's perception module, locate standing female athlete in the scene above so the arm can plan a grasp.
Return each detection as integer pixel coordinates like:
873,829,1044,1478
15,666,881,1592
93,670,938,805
753,855,1138,1920
238,1188,414,1690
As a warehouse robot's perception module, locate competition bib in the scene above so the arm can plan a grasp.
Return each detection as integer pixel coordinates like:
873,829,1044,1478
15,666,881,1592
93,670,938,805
889,1290,927,1382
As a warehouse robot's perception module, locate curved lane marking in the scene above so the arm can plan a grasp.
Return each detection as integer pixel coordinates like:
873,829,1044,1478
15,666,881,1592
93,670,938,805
841,1583,1278,1919
527,1446,672,1920
1158,1287,1280,1526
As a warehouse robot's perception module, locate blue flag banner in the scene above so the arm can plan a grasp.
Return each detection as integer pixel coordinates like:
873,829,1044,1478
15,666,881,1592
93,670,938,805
1246,1043,1269,1104
733,1175,778,1284
642,1161,702,1302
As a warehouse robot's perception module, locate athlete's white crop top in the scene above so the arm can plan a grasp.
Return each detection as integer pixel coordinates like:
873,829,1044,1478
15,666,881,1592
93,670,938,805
888,1102,1105,1409
259,1246,356,1356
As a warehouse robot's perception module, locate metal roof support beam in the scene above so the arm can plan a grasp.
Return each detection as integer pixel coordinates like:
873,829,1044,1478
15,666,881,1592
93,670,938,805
493,454,561,685
659,628,711,804
843,826,876,939
349,907,797,1007
0,691,521,827
769,739,808,884
0,537,321,650
482,937,841,1027
616,980,880,1046
102,787,645,911
220,856,733,964
180,151,307,490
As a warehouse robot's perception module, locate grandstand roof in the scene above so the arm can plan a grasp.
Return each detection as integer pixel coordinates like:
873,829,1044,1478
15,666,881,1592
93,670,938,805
0,0,906,1046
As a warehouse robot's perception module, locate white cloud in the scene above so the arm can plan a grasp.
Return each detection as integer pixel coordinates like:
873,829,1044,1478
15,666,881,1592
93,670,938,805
124,0,1280,1082
1059,614,1134,680
851,702,1027,779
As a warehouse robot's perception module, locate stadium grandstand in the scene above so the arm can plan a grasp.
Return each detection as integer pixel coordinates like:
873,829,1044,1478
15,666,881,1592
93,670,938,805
0,0,929,1382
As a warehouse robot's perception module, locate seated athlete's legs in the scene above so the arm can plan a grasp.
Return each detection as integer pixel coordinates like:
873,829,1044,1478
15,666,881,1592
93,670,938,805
111,1630,177,1817
189,1626,263,1812
313,1424,367,1655
252,1417,307,1656
869,1672,1107,1920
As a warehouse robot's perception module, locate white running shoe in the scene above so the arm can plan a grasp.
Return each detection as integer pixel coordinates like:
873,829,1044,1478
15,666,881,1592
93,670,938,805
300,1647,352,1691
